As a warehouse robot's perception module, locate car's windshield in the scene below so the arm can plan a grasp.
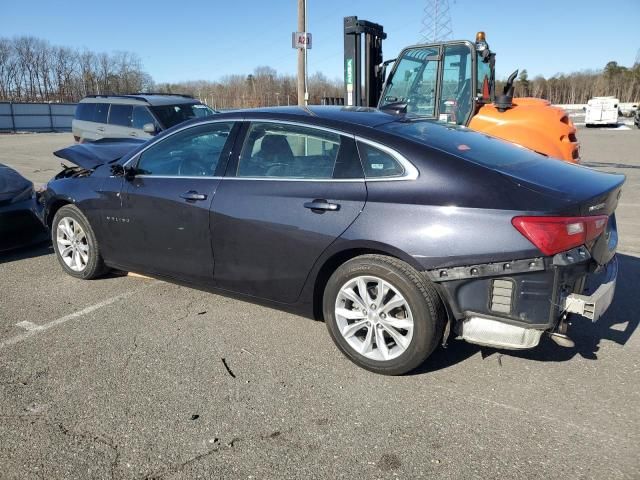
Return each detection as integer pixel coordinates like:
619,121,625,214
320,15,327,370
380,47,439,116
150,103,215,128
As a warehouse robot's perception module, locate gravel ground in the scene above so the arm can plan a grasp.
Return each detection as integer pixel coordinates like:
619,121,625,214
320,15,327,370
0,127,639,479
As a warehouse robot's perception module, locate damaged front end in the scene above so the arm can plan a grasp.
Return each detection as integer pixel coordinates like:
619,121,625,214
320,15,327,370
53,164,94,180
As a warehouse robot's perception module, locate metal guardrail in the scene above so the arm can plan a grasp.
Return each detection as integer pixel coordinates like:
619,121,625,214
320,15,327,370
0,102,76,132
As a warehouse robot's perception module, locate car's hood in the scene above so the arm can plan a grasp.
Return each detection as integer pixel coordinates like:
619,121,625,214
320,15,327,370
54,138,146,170
0,163,32,201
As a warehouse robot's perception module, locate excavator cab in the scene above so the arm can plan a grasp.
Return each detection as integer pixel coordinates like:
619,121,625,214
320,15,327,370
378,34,495,125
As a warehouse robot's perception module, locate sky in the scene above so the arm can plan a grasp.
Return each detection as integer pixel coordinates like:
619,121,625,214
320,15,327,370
1,0,639,83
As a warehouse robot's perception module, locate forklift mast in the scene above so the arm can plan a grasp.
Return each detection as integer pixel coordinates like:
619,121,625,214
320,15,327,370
343,16,386,107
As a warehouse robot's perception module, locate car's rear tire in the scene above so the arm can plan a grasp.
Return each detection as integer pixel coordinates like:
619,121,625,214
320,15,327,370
52,205,107,279
323,254,445,375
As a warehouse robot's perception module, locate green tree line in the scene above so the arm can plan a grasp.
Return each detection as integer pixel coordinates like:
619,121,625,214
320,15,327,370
504,61,640,104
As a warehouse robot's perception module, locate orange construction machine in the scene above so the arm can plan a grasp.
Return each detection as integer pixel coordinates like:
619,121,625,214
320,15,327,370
343,17,579,162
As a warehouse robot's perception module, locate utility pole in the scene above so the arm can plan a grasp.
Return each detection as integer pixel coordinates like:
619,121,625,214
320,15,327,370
297,0,306,106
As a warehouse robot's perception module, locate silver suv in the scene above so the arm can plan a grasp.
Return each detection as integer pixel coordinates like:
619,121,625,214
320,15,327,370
72,93,216,142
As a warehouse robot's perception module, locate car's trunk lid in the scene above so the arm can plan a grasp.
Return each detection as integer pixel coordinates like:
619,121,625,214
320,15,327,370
497,161,624,265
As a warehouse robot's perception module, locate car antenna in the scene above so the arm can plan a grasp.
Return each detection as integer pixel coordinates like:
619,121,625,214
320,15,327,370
301,105,317,116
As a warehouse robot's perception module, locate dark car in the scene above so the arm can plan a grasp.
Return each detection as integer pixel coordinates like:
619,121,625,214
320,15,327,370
0,164,47,251
38,107,624,375
635,108,640,128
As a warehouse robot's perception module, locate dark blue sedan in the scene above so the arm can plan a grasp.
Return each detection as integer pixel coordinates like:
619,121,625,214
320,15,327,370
39,107,624,375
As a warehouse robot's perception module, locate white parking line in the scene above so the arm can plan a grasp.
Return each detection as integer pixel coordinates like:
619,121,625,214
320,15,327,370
0,281,160,351
15,321,41,331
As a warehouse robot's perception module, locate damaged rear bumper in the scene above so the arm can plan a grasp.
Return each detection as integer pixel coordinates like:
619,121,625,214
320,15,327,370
427,250,618,350
563,255,617,322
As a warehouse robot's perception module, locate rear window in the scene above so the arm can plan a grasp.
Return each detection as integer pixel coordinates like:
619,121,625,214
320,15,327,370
150,103,215,128
108,104,133,127
380,120,540,169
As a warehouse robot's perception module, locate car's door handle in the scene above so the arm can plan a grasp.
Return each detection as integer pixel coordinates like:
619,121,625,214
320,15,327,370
180,191,207,201
304,199,340,211
96,127,105,132
129,132,138,136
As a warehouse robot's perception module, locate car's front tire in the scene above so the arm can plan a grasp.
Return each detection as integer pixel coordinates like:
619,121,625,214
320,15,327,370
323,254,445,375
52,205,107,279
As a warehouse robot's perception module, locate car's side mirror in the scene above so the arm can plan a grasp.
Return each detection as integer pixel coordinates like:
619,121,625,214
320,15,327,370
124,166,138,181
110,163,138,180
143,123,157,134
110,164,124,176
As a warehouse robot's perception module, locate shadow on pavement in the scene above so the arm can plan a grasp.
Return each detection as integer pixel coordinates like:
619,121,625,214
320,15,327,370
415,253,640,374
0,240,53,264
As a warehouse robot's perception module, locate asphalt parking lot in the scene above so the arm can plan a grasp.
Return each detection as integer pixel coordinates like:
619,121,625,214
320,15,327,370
1,128,639,479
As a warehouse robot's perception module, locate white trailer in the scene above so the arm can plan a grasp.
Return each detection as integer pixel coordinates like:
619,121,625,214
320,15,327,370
585,96,619,127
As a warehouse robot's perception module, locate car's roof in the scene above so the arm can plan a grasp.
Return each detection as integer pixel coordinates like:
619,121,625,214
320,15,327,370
80,94,198,106
214,106,403,129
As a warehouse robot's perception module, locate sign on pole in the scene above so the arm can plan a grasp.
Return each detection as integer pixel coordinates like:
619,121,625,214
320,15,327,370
292,32,312,49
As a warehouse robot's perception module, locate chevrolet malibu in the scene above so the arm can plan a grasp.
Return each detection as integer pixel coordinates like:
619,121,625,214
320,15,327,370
39,107,624,375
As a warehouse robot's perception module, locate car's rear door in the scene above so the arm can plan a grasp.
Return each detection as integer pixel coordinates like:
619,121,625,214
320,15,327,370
113,121,239,281
211,120,367,303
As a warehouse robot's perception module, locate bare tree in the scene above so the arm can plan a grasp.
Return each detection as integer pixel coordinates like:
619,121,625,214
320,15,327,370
0,36,152,102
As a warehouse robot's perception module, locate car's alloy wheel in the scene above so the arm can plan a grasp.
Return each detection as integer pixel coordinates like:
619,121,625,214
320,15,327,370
335,275,414,361
56,217,89,272
52,204,107,280
324,254,445,375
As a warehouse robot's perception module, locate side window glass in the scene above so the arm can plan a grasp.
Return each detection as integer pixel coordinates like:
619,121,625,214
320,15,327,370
94,103,109,123
108,105,133,127
237,123,341,179
132,106,156,130
136,123,233,177
357,141,405,178
75,103,96,121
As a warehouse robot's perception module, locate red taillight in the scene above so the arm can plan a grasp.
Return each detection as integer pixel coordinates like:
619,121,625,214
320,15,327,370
511,215,608,256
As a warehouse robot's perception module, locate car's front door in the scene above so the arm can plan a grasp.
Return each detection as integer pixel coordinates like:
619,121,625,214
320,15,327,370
115,121,238,281
211,121,367,303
